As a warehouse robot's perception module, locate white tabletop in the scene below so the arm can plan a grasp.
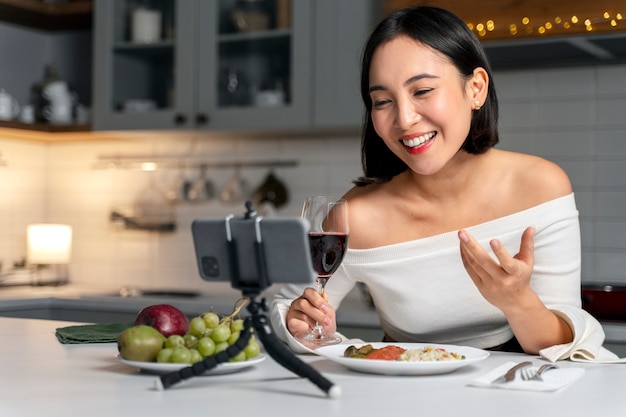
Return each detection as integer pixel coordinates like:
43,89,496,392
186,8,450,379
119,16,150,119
1,317,624,417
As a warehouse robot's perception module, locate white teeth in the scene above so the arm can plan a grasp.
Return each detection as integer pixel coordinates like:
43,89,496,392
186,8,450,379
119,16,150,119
402,132,435,148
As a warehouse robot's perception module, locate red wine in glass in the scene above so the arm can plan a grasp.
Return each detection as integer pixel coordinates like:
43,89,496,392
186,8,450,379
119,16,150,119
299,196,349,347
308,232,348,279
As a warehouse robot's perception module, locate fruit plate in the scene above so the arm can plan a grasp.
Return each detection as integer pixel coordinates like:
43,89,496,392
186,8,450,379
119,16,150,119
316,343,489,376
117,354,266,376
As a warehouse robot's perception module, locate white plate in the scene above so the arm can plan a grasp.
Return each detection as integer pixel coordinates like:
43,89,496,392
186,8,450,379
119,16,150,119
316,343,489,376
117,354,266,376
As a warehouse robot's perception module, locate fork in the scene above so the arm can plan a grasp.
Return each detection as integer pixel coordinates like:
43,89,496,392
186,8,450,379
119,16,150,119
520,364,560,381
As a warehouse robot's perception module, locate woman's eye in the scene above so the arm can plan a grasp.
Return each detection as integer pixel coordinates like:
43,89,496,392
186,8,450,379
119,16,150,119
372,98,390,108
414,88,432,96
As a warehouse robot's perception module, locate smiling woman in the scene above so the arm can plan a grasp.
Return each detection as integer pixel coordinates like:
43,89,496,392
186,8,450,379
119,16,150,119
271,5,617,363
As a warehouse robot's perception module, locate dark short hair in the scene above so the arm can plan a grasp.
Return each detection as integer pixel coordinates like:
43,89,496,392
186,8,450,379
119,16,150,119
355,6,499,186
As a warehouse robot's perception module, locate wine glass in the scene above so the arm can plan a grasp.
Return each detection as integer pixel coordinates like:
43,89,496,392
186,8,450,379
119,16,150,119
299,196,349,347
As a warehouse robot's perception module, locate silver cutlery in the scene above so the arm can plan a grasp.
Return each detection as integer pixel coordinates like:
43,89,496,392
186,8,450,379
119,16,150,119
520,364,560,381
491,361,532,384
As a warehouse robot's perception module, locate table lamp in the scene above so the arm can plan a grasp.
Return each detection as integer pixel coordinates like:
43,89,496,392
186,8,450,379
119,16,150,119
27,224,72,285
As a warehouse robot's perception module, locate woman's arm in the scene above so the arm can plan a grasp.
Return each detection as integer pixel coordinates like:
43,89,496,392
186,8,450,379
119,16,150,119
458,203,582,353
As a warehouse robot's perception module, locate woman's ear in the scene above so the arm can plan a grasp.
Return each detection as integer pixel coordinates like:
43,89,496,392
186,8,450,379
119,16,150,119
468,67,489,107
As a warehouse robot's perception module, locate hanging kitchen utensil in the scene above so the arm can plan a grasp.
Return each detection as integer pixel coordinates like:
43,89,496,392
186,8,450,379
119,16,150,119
187,164,215,202
165,164,186,203
220,166,249,204
121,173,177,231
252,168,289,208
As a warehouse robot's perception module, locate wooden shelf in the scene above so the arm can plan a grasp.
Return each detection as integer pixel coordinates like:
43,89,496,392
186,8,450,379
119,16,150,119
0,0,92,31
0,120,90,132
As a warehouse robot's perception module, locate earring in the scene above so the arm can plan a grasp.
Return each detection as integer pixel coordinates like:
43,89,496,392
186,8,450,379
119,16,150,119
474,100,481,110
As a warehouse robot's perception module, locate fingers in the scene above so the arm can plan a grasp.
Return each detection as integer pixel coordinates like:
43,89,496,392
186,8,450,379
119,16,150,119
490,226,535,273
517,226,535,263
458,228,536,311
458,229,491,282
286,287,336,337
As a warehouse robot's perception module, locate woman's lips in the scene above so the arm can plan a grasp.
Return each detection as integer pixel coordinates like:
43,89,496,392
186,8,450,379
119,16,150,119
401,131,436,148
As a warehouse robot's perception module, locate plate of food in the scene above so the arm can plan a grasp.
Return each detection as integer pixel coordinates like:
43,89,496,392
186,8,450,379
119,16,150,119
117,354,266,376
315,343,489,375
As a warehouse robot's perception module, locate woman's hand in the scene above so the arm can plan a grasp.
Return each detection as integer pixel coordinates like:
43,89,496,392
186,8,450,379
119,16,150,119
458,227,535,313
458,226,573,353
286,287,337,338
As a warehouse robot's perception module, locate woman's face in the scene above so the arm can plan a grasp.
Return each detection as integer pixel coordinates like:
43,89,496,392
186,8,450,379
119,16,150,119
368,35,483,176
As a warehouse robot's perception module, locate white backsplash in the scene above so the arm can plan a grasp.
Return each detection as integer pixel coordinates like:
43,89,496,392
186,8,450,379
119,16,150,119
1,63,626,293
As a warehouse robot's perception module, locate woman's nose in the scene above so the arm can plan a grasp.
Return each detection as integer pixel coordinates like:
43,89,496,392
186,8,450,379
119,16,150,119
394,100,421,130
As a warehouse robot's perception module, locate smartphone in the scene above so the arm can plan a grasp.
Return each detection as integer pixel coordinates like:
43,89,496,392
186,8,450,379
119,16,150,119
191,215,316,293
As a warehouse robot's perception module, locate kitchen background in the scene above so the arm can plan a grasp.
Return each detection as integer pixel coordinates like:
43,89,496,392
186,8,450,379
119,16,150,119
0,1,625,301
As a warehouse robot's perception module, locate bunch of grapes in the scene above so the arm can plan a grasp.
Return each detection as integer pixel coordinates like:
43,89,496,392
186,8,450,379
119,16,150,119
156,308,261,365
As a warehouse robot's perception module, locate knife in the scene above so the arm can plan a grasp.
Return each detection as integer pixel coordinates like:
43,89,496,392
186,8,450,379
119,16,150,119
491,361,532,384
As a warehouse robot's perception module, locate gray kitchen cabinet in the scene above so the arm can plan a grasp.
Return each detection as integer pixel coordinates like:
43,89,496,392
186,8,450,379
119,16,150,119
92,0,380,132
312,0,381,130
92,0,312,131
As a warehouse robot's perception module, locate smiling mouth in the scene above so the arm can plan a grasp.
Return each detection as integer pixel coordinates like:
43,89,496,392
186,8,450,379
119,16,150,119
401,132,436,148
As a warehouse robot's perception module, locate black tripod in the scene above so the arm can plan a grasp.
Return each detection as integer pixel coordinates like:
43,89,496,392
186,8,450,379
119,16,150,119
155,203,340,398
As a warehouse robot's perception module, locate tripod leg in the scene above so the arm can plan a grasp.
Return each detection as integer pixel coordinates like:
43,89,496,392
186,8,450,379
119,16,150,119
251,313,341,398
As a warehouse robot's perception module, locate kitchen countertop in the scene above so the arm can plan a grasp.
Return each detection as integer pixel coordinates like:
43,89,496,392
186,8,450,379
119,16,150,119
2,316,624,417
0,283,625,343
0,282,381,329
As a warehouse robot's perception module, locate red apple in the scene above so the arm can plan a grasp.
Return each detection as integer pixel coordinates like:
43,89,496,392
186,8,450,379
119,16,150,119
134,304,190,338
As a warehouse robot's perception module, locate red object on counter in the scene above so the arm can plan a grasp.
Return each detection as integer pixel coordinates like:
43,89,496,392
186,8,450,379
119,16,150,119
582,285,626,321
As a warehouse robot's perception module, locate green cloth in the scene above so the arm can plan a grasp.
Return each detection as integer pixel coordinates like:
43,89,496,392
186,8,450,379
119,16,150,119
55,322,133,344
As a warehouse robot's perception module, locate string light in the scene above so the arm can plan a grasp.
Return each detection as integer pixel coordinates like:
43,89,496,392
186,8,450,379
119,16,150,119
465,8,625,39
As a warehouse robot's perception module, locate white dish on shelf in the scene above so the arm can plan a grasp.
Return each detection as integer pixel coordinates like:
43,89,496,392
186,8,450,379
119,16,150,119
316,343,489,376
117,354,266,376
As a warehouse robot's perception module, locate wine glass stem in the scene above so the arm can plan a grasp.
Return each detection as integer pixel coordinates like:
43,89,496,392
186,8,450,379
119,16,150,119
317,277,327,295
311,277,329,337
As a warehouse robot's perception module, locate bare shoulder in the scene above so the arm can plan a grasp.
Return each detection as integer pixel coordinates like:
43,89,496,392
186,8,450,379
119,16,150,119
341,184,393,249
495,149,572,204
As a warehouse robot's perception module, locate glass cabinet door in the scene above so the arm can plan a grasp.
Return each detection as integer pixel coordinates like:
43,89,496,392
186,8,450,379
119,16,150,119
93,0,196,130
93,0,311,131
196,0,312,130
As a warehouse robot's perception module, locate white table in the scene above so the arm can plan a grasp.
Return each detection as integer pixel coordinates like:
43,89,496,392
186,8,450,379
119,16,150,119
2,317,623,417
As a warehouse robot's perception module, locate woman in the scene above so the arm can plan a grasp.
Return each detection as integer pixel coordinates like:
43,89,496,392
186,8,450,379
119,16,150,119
271,6,609,359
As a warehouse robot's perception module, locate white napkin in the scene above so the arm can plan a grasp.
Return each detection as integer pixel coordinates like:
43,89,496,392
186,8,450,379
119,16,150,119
469,361,585,392
539,307,626,363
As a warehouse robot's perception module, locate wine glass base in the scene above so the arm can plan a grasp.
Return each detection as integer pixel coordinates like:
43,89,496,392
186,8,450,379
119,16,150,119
297,333,342,348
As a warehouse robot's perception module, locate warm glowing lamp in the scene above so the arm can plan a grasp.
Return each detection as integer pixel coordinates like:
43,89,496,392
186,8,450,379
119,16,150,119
27,224,72,285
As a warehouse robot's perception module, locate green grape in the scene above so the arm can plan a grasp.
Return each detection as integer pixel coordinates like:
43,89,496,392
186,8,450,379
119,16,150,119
189,349,203,363
214,341,229,354
189,316,207,337
227,330,240,346
229,351,246,362
210,323,231,343
157,348,174,363
230,318,245,333
170,346,192,363
165,334,185,349
243,339,261,359
183,333,198,348
202,312,220,329
197,337,216,357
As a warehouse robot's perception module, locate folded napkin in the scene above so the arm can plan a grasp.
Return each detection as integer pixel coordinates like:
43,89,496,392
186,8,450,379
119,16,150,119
469,361,585,392
55,322,133,344
539,307,626,363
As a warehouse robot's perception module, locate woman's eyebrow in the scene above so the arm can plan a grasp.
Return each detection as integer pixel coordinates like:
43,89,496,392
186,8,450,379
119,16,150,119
368,73,439,94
